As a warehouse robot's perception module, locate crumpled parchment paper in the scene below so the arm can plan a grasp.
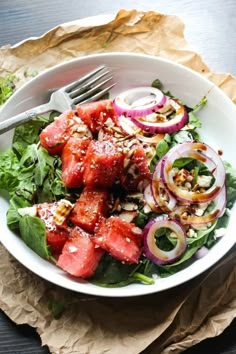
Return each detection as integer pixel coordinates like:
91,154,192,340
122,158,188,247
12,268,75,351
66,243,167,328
0,9,236,354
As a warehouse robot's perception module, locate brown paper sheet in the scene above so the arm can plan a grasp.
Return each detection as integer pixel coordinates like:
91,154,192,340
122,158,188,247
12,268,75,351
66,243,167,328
1,9,236,354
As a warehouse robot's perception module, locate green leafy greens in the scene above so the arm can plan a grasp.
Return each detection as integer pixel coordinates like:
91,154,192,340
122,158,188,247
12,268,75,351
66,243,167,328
0,74,18,105
1,76,236,287
0,114,67,258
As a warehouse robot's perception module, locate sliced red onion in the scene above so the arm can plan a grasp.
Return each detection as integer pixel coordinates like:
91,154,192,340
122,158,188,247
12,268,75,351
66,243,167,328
162,142,225,203
151,158,177,212
144,185,162,213
143,216,187,265
170,184,226,225
131,99,188,134
114,87,167,118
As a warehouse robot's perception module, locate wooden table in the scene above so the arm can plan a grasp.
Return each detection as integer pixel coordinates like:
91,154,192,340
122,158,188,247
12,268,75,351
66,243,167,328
0,0,236,353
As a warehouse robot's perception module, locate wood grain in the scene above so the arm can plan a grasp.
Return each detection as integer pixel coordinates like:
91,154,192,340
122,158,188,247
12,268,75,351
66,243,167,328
0,0,236,353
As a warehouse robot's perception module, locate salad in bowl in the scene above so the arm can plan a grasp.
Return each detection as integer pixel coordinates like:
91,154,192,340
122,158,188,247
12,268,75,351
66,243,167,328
0,53,236,297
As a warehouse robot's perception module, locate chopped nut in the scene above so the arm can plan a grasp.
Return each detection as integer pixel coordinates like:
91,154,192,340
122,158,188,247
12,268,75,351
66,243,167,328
174,169,190,185
118,211,138,223
131,226,143,234
97,129,104,141
120,201,138,211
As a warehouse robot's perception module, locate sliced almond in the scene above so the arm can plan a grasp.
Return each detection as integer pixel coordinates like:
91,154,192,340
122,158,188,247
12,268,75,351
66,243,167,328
120,201,138,211
118,211,138,223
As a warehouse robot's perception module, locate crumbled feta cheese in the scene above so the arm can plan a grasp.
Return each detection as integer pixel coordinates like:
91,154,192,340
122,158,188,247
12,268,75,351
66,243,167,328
214,227,226,238
195,208,204,216
185,182,192,190
152,273,159,280
187,228,197,238
226,208,231,216
18,206,37,217
197,175,212,188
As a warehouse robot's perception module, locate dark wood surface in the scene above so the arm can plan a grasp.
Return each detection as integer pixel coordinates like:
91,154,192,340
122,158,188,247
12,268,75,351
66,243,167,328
0,1,236,353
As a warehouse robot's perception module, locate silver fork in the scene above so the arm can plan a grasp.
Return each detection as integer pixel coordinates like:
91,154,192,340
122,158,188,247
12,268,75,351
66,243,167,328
0,65,115,135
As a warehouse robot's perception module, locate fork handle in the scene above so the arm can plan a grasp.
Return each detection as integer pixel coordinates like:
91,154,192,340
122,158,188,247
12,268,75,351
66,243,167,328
0,103,51,135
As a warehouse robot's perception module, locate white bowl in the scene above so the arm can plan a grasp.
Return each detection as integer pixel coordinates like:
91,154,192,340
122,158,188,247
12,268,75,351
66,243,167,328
1,53,236,297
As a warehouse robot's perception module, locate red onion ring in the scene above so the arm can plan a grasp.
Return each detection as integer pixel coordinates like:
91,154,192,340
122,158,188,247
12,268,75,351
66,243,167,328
151,158,177,212
194,246,209,259
144,185,162,213
131,99,188,134
114,87,167,118
161,142,225,203
170,184,226,225
143,216,187,265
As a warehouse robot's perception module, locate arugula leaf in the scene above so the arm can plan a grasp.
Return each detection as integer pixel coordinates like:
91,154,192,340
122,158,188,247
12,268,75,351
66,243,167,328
188,111,202,128
0,74,17,105
192,95,207,111
15,142,66,204
20,144,49,186
19,216,52,259
12,117,49,157
172,130,194,144
0,149,20,193
151,78,163,90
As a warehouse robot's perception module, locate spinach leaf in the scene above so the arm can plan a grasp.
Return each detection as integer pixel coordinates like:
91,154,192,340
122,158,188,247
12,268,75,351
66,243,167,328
91,254,137,287
91,253,154,287
7,195,31,230
157,222,216,277
173,157,194,169
156,139,170,159
19,216,52,259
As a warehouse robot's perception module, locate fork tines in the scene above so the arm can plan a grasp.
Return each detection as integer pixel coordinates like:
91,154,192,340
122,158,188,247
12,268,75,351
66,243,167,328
64,65,115,105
